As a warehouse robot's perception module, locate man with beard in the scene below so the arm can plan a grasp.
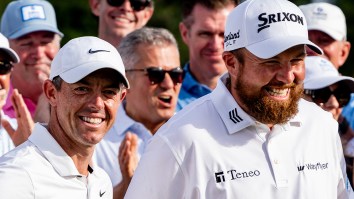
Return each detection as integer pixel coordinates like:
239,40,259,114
124,0,353,198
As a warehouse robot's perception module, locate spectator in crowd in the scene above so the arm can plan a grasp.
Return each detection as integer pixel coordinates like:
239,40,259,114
89,0,154,47
124,0,353,198
0,36,129,198
299,2,351,70
177,0,236,111
302,56,354,188
94,27,181,199
0,0,63,122
0,33,33,155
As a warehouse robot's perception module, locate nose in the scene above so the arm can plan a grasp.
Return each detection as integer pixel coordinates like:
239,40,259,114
88,93,105,111
159,72,175,89
119,0,134,11
208,34,224,50
323,95,340,109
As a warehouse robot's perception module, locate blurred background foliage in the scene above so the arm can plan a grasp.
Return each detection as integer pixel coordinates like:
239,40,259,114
0,0,353,76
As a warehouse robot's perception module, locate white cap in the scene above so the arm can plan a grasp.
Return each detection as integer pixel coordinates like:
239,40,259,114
0,33,19,63
304,56,354,91
224,0,322,59
50,36,129,88
300,3,346,41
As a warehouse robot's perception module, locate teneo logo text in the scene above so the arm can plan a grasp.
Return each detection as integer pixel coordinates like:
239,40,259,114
224,30,240,48
297,162,328,172
215,169,260,183
257,12,304,33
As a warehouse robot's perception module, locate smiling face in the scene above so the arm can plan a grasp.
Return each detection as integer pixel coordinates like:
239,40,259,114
224,45,306,127
45,68,126,149
90,0,153,46
124,43,181,133
9,31,60,103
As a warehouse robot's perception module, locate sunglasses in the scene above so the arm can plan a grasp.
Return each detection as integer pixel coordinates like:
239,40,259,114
106,0,151,11
304,86,352,108
0,61,13,75
126,67,183,85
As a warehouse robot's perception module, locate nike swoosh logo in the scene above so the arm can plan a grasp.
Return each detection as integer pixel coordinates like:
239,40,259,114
99,190,106,197
88,49,110,54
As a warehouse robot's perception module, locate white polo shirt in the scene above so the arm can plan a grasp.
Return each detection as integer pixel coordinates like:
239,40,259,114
0,123,113,199
93,104,152,186
125,74,352,199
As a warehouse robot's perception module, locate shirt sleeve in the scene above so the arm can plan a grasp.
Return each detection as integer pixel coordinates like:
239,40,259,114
125,135,186,199
0,164,34,198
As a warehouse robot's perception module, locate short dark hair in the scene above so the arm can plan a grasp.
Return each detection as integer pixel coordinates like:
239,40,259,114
182,0,237,28
52,76,63,91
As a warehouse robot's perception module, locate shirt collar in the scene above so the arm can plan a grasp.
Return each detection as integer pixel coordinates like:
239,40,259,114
28,123,82,177
181,63,211,92
210,73,302,135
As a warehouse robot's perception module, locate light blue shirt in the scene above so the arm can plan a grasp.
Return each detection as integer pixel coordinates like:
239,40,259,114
0,111,16,156
342,94,354,129
93,102,152,186
176,63,212,111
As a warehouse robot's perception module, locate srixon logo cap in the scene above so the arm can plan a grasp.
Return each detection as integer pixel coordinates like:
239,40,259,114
224,0,322,59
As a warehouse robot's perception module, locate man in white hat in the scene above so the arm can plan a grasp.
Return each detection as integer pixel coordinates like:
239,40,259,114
124,0,352,198
0,36,129,199
299,2,351,70
0,33,33,155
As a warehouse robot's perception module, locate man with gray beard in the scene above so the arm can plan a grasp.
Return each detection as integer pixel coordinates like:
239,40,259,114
124,0,353,198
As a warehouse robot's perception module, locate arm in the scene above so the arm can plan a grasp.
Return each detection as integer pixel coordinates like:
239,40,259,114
113,132,138,199
1,89,34,146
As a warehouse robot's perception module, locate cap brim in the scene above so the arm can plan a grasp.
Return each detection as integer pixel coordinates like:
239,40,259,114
0,48,19,63
8,25,63,39
246,36,323,59
304,76,354,91
59,61,130,88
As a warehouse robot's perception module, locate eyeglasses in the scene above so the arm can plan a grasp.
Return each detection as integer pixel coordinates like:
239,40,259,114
106,0,151,11
0,61,13,75
304,86,352,108
126,67,183,85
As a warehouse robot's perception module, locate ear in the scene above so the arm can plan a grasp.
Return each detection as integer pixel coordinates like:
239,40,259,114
223,51,238,72
179,22,189,45
120,89,127,101
338,41,351,67
43,80,58,107
89,0,101,16
141,7,154,26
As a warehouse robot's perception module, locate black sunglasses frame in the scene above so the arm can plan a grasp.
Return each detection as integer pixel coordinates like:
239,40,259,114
126,67,183,85
0,61,13,75
304,86,352,108
106,0,151,11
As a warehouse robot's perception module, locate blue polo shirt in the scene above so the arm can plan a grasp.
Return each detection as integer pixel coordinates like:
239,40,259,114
176,63,212,111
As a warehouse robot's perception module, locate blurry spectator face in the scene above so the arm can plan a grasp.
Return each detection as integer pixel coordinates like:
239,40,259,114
304,83,350,121
180,4,233,81
9,31,60,102
308,30,350,69
125,44,181,130
0,52,13,108
90,0,153,43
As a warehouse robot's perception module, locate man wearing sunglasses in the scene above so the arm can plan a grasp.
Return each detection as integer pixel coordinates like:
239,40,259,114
0,0,63,123
93,27,181,199
89,0,154,47
0,33,34,156
177,0,236,111
303,56,354,187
